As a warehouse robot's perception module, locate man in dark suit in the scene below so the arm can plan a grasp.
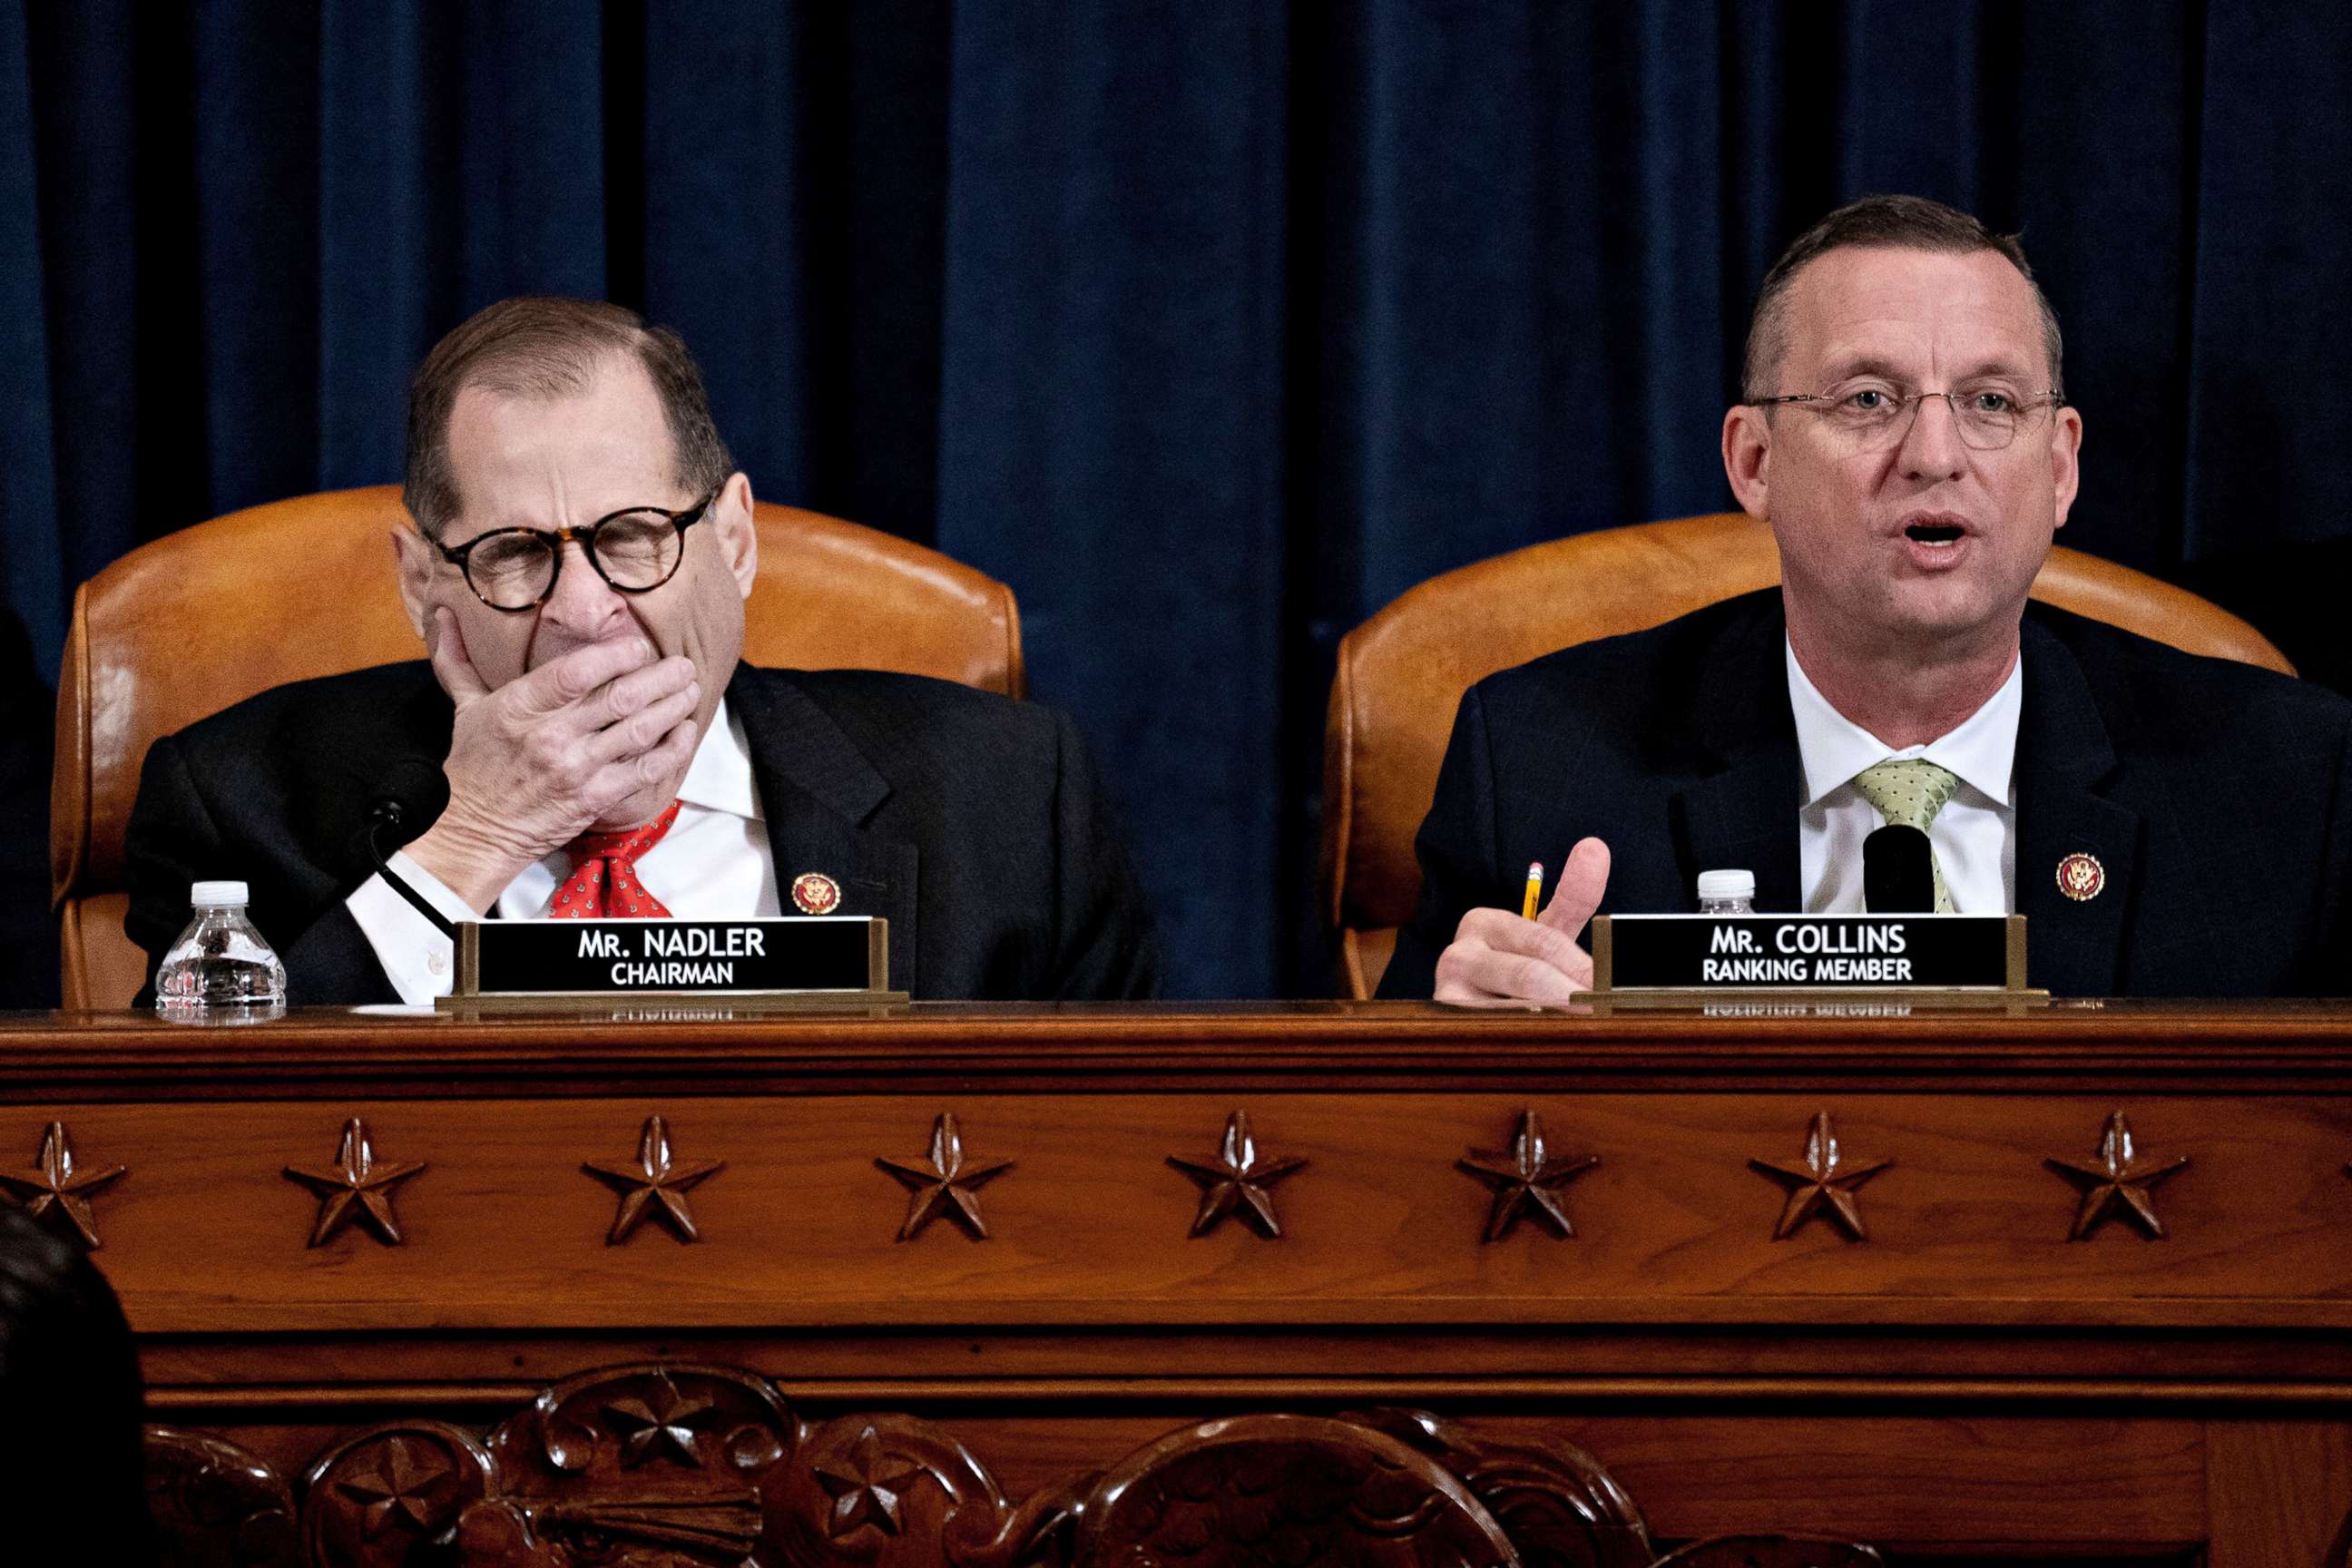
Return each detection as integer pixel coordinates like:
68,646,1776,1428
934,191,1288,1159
127,298,1158,1003
1383,196,2352,1002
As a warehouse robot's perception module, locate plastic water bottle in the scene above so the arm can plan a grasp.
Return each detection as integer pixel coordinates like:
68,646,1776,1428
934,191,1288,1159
1697,868,1757,915
154,881,287,1015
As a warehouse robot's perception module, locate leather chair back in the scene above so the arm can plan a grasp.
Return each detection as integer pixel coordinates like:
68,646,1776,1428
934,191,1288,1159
52,485,1024,1009
1321,512,2296,998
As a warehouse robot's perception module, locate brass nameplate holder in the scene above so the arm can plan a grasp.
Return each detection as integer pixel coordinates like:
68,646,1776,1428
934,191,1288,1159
438,916,903,1013
1581,913,2039,1009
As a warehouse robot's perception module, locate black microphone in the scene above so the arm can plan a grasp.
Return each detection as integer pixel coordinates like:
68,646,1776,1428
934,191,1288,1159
1862,824,1936,913
364,760,458,939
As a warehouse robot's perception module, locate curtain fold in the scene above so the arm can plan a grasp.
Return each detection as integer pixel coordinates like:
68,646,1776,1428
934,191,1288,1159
935,3,1290,990
0,2,59,636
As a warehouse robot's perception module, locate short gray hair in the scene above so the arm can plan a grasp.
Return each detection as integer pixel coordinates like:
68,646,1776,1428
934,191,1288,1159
404,296,733,539
1742,194,2063,402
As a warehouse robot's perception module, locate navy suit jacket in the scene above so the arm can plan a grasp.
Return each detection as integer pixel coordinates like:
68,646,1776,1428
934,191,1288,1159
1380,590,2352,999
126,662,1161,1004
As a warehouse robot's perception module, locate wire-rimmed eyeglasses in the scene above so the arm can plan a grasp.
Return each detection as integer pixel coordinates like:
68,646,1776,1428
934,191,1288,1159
1747,385,2065,452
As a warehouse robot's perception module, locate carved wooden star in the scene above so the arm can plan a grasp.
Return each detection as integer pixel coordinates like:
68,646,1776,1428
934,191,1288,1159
1169,1111,1306,1239
1457,1110,1597,1241
334,1435,454,1539
876,1112,1011,1240
583,1115,723,1244
602,1372,715,1468
2047,1111,2189,1239
813,1425,926,1538
284,1119,426,1247
0,1121,125,1249
1749,1111,1891,1240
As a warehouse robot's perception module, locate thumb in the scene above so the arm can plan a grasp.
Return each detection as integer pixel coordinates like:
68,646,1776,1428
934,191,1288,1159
1537,837,1611,934
426,608,490,704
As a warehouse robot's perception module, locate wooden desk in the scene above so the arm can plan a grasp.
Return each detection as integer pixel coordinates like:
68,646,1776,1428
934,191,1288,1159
4,1001,2349,1564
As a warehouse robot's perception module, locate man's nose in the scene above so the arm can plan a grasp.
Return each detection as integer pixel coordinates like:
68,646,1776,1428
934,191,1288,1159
1897,392,1968,481
539,539,632,634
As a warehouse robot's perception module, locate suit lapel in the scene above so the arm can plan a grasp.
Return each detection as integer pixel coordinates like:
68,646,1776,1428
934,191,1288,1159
725,667,920,994
1670,597,1804,913
2014,617,2138,995
299,664,459,887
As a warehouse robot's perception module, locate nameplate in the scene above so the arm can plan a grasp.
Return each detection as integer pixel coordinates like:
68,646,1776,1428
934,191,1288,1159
445,916,894,1006
1590,913,2027,995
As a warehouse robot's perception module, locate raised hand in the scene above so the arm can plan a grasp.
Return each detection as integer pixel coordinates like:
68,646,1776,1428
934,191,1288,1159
1432,837,1612,1006
400,609,701,911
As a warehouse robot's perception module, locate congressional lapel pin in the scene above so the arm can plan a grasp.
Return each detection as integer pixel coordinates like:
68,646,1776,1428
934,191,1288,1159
2055,852,2105,902
791,872,842,915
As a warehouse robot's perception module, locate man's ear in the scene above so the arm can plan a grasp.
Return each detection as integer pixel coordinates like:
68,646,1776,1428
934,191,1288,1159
1721,405,1771,519
391,524,439,641
2049,404,2083,531
714,472,759,600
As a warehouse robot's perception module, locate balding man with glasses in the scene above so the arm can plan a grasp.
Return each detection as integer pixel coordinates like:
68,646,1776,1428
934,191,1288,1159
125,297,1160,1004
1384,195,2352,1003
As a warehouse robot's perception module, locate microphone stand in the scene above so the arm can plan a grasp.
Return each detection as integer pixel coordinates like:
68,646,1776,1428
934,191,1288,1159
366,801,459,940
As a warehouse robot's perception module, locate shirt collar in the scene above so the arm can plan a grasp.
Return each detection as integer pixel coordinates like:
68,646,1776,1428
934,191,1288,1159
676,696,764,821
1785,636,2022,809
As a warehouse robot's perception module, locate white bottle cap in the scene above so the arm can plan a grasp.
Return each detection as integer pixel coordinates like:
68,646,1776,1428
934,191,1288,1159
190,880,250,907
1696,869,1756,901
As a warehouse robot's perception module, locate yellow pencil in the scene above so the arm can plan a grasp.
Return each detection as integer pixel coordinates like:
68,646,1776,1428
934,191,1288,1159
1521,861,1544,920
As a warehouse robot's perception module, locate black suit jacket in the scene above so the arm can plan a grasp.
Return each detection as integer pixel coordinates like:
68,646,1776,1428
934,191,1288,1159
1380,590,2352,999
125,662,1161,1003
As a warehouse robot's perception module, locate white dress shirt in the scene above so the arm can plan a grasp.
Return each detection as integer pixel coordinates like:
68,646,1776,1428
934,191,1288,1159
347,697,779,1004
1787,638,2021,914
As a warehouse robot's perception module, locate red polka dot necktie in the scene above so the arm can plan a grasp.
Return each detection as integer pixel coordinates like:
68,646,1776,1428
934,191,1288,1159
549,801,682,919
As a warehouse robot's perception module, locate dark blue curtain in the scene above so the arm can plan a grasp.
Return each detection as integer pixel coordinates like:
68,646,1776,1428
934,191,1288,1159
5,0,2348,1002
0,606,54,1008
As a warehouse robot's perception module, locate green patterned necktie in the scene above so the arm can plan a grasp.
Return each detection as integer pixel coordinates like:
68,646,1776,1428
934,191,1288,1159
1852,759,1961,914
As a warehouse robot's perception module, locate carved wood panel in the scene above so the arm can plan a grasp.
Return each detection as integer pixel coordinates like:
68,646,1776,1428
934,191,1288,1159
144,1364,1681,1566
145,1426,298,1567
44,1089,2352,1342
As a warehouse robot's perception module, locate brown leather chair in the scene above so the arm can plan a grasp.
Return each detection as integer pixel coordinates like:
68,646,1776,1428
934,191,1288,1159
1321,512,2296,999
51,485,1025,1009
